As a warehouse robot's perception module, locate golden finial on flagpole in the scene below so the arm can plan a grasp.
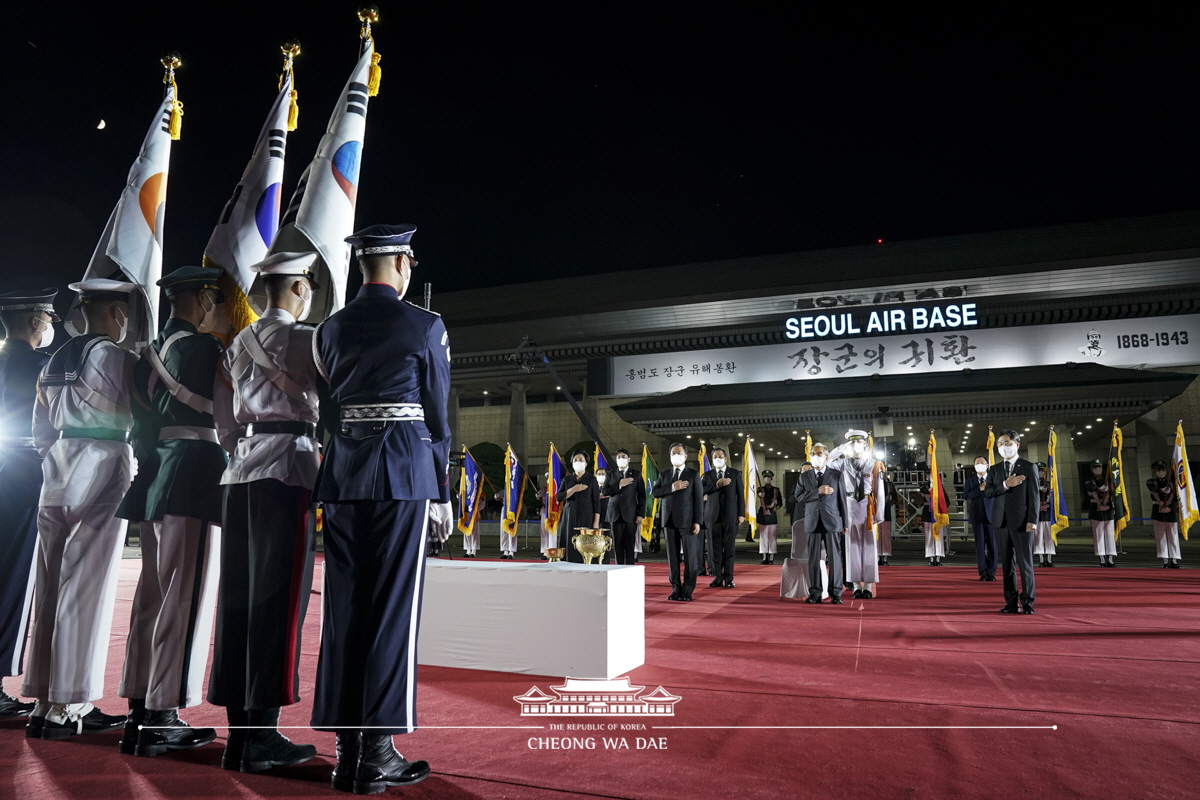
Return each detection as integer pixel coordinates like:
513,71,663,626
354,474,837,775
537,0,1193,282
280,42,302,131
358,7,383,95
161,54,183,140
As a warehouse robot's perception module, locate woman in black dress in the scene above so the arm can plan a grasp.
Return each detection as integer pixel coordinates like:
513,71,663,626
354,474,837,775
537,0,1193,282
557,450,601,562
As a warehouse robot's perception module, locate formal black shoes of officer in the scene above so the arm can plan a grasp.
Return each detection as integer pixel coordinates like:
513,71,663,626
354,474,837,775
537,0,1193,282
122,704,217,757
330,731,430,794
222,707,317,773
1000,603,1035,615
33,703,126,740
0,690,34,720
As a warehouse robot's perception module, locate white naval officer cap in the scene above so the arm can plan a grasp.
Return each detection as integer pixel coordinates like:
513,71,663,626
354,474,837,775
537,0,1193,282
68,278,138,304
250,252,322,289
845,429,869,441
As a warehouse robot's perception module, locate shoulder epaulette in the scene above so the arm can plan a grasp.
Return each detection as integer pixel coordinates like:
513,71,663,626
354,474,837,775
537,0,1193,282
404,300,441,317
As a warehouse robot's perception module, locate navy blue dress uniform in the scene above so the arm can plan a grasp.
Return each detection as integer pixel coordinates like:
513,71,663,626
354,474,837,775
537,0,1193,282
117,266,225,756
0,289,57,719
311,225,447,792
962,463,997,580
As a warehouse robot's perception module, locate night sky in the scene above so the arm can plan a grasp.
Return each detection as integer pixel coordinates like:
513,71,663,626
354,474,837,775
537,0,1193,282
1,5,1196,299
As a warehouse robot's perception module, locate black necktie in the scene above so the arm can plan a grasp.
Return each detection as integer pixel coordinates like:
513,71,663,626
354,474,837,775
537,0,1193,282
718,470,724,481
1005,461,1012,478
674,468,680,482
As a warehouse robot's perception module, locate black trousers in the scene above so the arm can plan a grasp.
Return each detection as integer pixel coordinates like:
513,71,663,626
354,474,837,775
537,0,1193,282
711,521,738,581
665,526,703,596
806,528,844,599
996,523,1035,606
973,522,997,578
612,521,638,565
209,480,315,710
0,449,41,677
703,525,717,575
313,498,428,735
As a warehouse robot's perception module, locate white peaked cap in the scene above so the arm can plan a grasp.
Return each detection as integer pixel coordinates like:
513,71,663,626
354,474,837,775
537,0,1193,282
68,278,138,294
250,251,319,276
845,429,870,440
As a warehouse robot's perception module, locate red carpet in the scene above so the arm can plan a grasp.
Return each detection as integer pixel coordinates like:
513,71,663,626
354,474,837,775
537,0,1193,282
3,560,1199,799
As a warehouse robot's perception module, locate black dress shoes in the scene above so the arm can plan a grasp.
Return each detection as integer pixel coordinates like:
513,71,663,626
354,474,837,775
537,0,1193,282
354,735,430,794
135,709,217,756
1169,561,1182,569
861,589,873,599
852,589,864,599
25,716,44,738
985,575,996,581
1000,604,1019,614
41,706,127,740
830,595,844,604
668,592,680,601
118,700,146,755
236,708,317,773
708,579,723,588
331,731,362,792
1021,604,1035,615
681,594,694,602
0,691,34,720
804,596,822,604
724,580,735,588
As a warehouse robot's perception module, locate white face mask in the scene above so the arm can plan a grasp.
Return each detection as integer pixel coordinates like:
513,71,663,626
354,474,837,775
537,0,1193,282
670,453,686,467
998,444,1018,459
198,291,217,331
34,318,55,349
713,458,726,469
975,463,988,475
850,441,867,456
298,283,314,320
595,473,606,484
616,457,629,469
573,461,586,474
810,454,826,469
113,307,129,344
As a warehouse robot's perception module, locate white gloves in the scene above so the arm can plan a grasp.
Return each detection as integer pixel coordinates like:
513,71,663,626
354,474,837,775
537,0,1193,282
429,501,453,542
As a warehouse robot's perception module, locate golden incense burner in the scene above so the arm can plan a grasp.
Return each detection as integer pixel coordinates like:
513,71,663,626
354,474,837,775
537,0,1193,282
571,528,612,565
544,547,565,562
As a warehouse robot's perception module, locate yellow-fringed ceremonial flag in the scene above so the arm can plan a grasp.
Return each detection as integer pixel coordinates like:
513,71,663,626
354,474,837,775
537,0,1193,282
640,444,659,541
203,45,301,337
502,444,525,537
1110,422,1131,536
743,438,760,540
1047,427,1070,544
986,426,995,466
928,431,950,539
697,440,709,474
1173,421,1198,540
457,446,485,535
804,431,812,463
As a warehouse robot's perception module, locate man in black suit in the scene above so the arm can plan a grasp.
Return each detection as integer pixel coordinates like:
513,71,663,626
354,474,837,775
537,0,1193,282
962,456,997,581
796,444,847,605
701,448,745,588
652,442,704,601
984,429,1040,614
602,448,645,566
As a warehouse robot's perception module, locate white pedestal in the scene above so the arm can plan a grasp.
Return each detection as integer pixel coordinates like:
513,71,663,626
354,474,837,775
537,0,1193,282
416,560,645,679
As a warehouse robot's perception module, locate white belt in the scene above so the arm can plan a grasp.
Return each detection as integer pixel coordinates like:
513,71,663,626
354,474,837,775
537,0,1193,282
340,402,424,423
158,425,219,443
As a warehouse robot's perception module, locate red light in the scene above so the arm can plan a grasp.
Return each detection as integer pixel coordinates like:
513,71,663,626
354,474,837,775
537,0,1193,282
876,238,883,243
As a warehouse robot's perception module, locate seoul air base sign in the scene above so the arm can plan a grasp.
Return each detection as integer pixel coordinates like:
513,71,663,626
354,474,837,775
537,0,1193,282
609,312,1200,397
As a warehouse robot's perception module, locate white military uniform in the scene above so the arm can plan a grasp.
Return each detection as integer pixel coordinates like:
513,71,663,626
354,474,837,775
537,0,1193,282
830,444,883,588
24,333,136,710
923,490,945,558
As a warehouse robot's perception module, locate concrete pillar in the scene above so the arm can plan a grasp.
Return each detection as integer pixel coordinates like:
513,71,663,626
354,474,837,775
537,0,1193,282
447,387,461,450
509,381,528,465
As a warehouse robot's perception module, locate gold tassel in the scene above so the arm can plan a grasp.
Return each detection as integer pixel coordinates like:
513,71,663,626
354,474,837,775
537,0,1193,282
162,55,183,140
368,52,382,96
204,259,259,336
287,89,299,131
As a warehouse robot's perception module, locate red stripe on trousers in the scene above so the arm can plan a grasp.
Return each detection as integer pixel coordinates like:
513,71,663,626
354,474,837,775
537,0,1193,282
283,490,311,702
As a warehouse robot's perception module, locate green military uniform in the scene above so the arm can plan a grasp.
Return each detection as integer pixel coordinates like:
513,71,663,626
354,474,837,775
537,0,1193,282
117,266,224,758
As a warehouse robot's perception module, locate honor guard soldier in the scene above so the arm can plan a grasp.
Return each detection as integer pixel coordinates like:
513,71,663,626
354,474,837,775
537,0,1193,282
207,253,321,772
829,430,883,598
877,471,897,566
116,266,226,756
311,224,450,794
757,470,782,565
963,457,998,579
0,289,57,720
1034,462,1057,567
1082,458,1118,567
1147,460,1182,568
23,280,137,739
